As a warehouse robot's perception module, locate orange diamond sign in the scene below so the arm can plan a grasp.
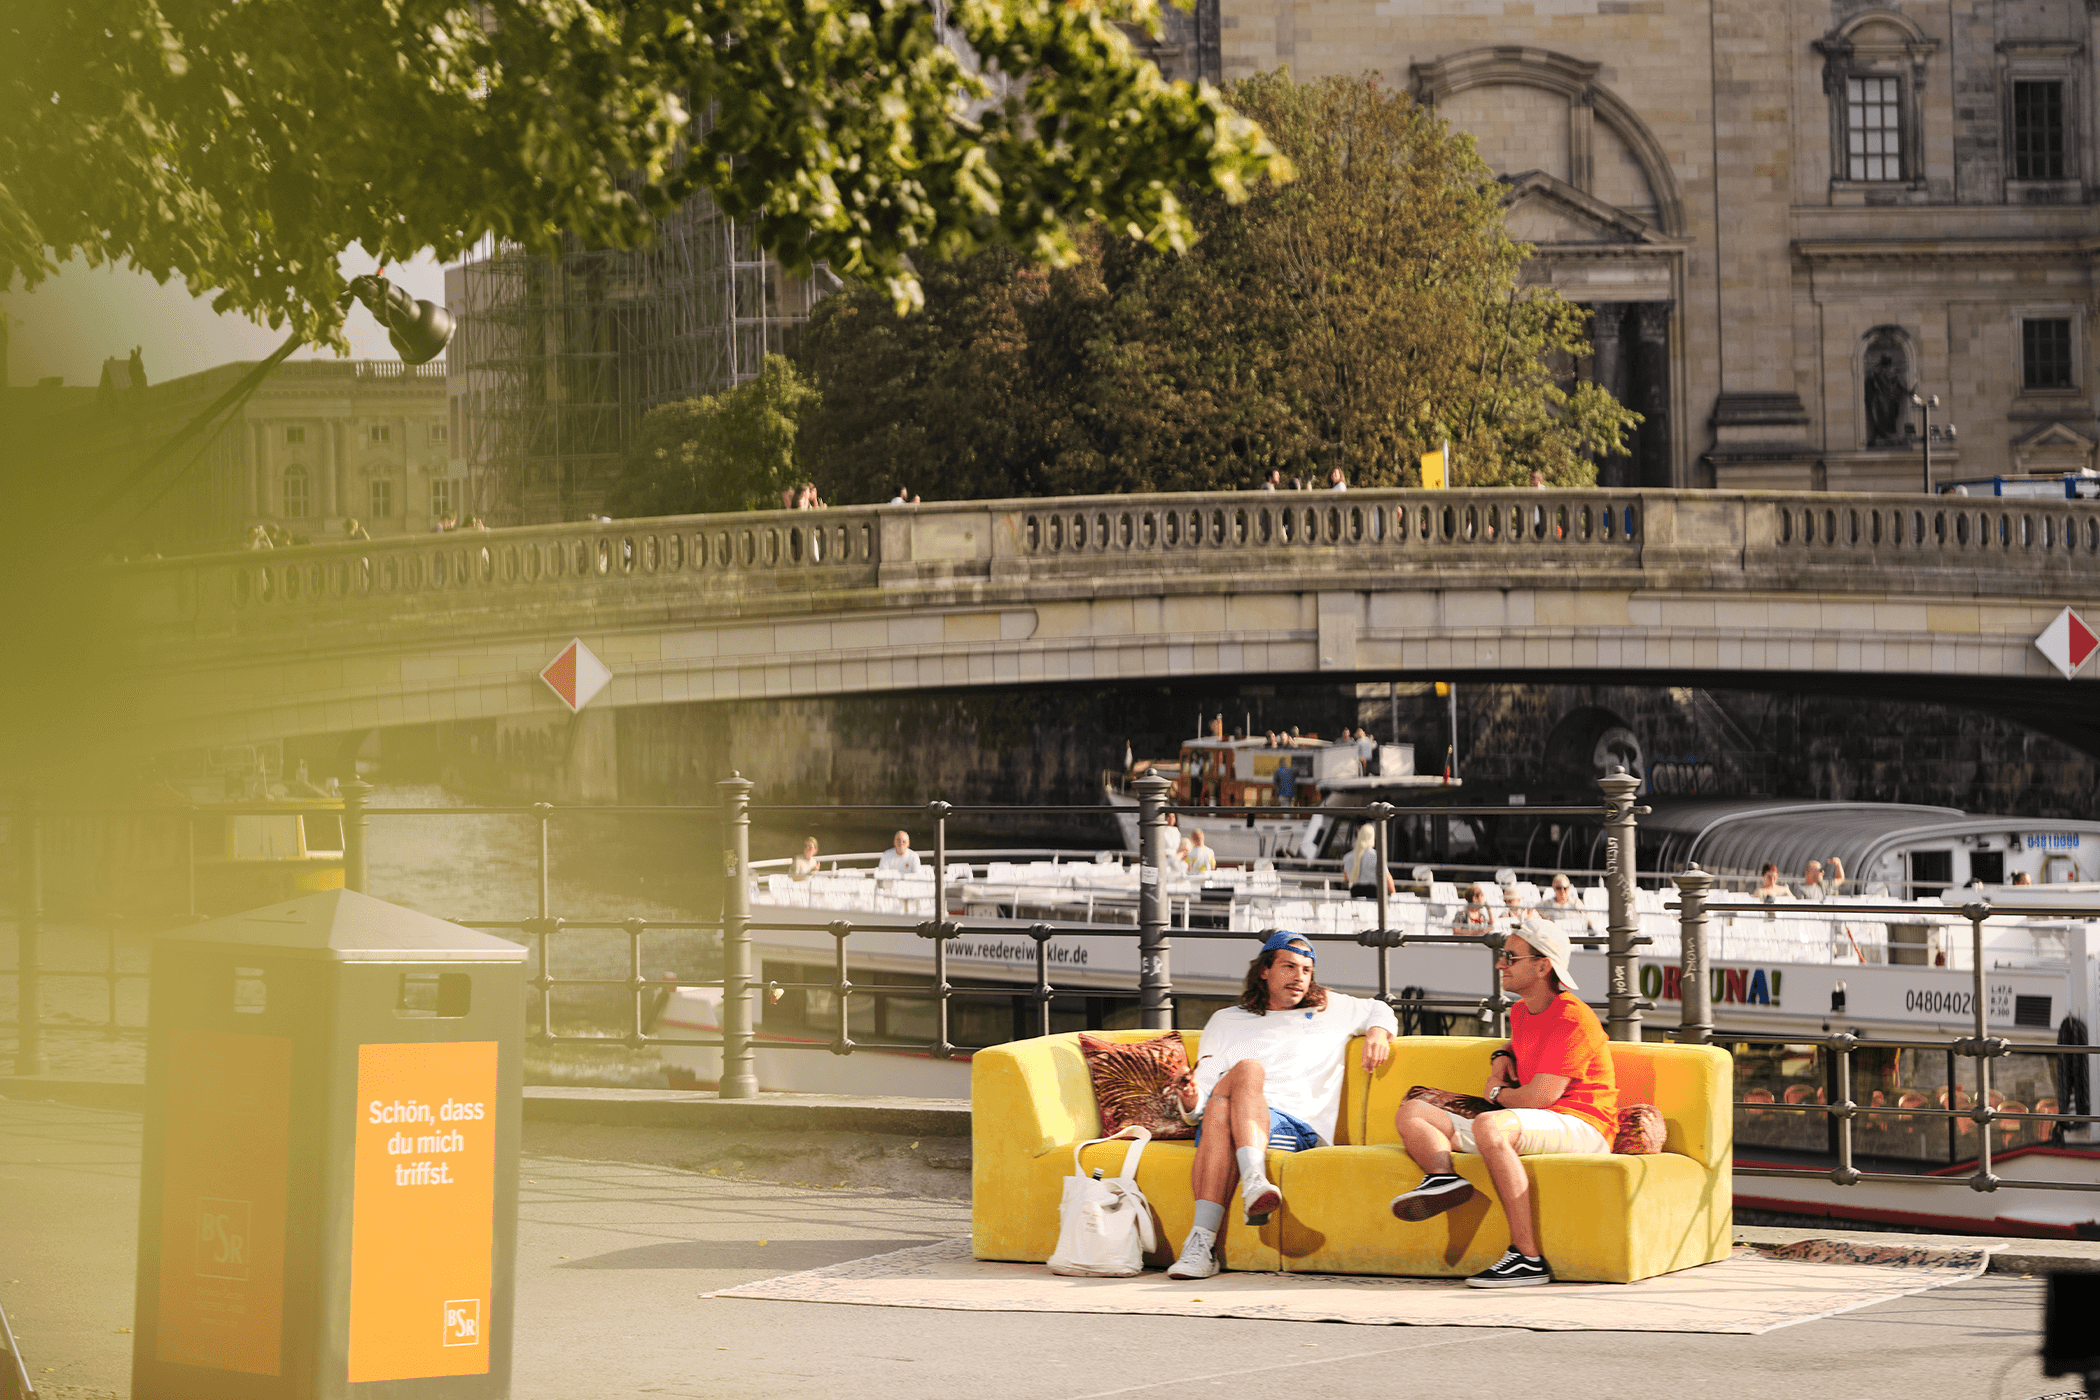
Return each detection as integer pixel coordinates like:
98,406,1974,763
2035,607,2098,679
540,639,612,712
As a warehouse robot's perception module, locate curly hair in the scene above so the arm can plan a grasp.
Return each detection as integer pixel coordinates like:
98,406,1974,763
1236,941,1329,1016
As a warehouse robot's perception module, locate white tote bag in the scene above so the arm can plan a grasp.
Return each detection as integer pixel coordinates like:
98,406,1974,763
1046,1125,1158,1277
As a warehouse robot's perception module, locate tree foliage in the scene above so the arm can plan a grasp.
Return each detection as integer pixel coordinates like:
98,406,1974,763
1,0,1289,346
795,71,1638,500
607,354,819,517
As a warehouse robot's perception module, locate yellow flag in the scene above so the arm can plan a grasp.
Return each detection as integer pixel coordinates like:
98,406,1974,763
1419,449,1446,490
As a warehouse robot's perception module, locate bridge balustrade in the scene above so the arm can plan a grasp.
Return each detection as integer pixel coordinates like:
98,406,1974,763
1774,500,2100,555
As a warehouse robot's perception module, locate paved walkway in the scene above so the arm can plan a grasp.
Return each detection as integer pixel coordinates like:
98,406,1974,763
0,1097,2070,1400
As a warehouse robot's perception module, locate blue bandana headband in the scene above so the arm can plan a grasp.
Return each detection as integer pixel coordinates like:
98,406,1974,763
1259,931,1315,962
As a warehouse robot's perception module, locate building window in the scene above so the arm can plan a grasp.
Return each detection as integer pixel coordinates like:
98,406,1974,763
430,422,448,446
2022,318,2075,390
371,478,395,518
432,479,454,519
284,426,305,445
2012,81,2066,180
282,465,310,519
369,424,392,445
1846,77,1903,181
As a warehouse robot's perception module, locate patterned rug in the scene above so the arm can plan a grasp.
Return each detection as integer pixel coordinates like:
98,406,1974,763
708,1238,1996,1335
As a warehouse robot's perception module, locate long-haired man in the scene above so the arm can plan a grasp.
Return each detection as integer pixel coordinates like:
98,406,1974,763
1165,932,1397,1279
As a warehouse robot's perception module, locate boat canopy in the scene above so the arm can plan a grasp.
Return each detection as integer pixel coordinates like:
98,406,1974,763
1640,799,1963,880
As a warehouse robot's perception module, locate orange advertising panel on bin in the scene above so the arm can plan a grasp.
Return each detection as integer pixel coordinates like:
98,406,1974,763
347,1040,500,1382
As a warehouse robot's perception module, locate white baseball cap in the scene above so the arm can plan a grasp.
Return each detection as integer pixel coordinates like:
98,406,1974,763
1515,916,1578,991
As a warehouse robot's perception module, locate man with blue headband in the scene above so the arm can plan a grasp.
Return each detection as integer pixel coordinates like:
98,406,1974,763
1165,931,1397,1280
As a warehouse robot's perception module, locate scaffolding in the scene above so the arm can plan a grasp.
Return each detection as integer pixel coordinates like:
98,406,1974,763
449,190,825,524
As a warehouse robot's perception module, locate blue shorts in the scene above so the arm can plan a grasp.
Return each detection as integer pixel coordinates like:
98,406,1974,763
1196,1107,1322,1153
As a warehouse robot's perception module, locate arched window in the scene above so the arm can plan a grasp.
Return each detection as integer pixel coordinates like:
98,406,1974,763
282,464,310,519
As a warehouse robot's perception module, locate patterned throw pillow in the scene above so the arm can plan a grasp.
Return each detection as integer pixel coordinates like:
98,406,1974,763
1078,1032,1198,1140
1404,1085,1495,1120
1614,1102,1667,1154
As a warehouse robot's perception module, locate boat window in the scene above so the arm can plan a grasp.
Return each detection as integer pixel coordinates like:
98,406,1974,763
1907,849,1953,897
303,813,345,856
1968,850,2004,885
233,815,303,860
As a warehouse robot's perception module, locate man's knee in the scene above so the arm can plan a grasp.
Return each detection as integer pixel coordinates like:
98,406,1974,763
1396,1097,1439,1128
1471,1110,1522,1150
1217,1060,1264,1094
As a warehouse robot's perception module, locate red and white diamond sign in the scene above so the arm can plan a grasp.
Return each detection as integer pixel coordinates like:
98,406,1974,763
540,638,612,712
2034,606,2099,679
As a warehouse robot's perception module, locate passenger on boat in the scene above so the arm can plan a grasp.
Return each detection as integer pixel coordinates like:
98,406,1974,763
1541,875,1602,932
1452,884,1494,931
1168,837,1192,878
876,831,922,877
1796,858,1845,901
1754,863,1794,902
1164,932,1397,1281
1499,883,1529,926
1343,825,1395,900
1390,917,1617,1288
791,838,823,879
1355,728,1377,776
1273,759,1298,807
1186,831,1218,876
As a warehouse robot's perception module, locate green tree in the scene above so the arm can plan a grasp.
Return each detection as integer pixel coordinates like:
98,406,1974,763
2,0,1289,345
795,71,1637,499
608,355,819,516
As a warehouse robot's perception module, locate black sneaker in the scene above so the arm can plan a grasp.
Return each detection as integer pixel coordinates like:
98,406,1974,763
1390,1172,1475,1222
1466,1249,1552,1288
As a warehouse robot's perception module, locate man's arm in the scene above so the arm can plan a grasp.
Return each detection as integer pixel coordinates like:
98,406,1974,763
1355,996,1399,1071
1492,1072,1570,1111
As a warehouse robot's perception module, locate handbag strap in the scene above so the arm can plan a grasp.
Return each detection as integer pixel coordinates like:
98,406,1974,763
1069,1123,1153,1180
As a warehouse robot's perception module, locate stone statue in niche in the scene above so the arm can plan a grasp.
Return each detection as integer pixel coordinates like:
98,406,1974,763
1863,329,1913,447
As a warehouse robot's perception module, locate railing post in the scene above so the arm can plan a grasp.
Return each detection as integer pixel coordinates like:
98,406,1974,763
930,800,953,1056
1373,804,1394,1003
341,778,372,895
717,773,758,1099
532,801,553,921
14,795,44,1076
1598,767,1643,1042
1964,902,1996,1190
1135,771,1174,1031
1672,862,1713,1045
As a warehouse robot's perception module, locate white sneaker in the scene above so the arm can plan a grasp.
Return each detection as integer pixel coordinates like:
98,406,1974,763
1166,1229,1219,1280
1241,1176,1282,1226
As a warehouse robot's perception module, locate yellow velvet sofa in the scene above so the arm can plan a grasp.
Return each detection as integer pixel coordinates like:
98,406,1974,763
972,1030,1733,1284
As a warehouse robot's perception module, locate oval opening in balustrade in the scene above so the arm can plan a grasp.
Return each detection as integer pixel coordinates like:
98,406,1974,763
737,531,755,566
789,529,804,564
1996,514,2011,548
235,569,252,605
2019,515,2033,549
1049,515,1064,550
1189,510,1205,546
1462,504,1478,542
1439,505,1455,541
859,523,873,559
1822,509,1836,544
1026,516,1041,551
1416,504,1431,540
668,534,685,569
1780,509,1794,544
477,547,493,582
1095,512,1110,549
1302,507,1317,543
1118,513,1133,549
309,564,325,597
1142,512,1157,548
1624,505,1640,538
1870,511,1883,546
1231,508,1246,546
432,553,447,587
521,545,539,581
502,547,519,582
1601,505,1616,542
1580,505,1594,540
1071,514,1087,549
1212,509,1228,545
809,529,824,564
1847,509,1860,546
1547,504,1564,541
1955,514,1970,546
616,538,633,573
644,536,661,571
763,529,780,565
2087,518,2100,551
1505,504,1521,543
1165,511,1181,547
1371,505,1387,542
592,539,609,575
285,568,302,602
569,541,587,576
1279,509,1293,543
258,568,276,602
1326,506,1341,542
1933,511,1948,545
1349,506,1364,542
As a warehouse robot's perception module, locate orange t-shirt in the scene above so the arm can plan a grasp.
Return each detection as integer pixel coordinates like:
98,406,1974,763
1508,992,1617,1137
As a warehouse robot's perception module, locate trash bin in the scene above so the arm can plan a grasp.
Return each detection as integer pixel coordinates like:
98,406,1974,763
132,889,526,1400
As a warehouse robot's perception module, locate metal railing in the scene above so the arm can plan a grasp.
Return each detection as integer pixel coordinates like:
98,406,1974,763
1668,866,2100,1200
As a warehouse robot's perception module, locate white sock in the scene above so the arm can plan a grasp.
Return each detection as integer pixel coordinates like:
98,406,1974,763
1192,1199,1225,1234
1236,1146,1268,1184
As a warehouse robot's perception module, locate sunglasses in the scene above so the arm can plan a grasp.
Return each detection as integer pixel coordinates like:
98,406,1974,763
1495,951,1548,966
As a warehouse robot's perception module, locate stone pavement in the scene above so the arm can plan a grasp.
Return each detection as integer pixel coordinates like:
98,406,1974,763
0,1096,2077,1400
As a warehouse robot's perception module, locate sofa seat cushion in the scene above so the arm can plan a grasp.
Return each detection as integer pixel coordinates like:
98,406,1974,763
1272,1145,1724,1283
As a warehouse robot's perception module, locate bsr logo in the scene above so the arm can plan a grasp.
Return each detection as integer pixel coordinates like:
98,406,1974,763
444,1299,480,1346
195,1198,251,1281
1638,963,1785,1007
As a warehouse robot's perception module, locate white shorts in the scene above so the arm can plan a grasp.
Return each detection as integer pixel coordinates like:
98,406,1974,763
1443,1107,1611,1156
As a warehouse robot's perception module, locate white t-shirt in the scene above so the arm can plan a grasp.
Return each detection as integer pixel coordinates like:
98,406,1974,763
877,848,922,875
1342,846,1383,887
1356,734,1376,762
1190,992,1399,1145
1186,844,1217,875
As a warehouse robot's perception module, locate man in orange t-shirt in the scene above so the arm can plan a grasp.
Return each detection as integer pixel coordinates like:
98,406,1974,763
1389,916,1617,1287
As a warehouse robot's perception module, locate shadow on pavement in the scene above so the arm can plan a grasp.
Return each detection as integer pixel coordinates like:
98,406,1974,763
562,1238,943,1271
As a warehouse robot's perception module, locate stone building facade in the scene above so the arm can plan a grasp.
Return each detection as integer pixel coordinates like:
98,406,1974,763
1142,0,2100,490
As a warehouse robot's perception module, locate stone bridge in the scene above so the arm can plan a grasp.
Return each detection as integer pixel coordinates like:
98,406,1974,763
100,488,2100,759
